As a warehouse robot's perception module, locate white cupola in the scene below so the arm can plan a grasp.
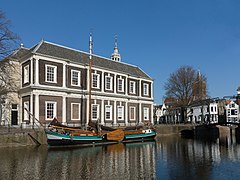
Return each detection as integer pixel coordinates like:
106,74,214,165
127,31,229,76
111,35,121,62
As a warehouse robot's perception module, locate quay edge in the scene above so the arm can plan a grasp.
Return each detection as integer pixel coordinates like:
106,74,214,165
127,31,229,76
0,127,47,148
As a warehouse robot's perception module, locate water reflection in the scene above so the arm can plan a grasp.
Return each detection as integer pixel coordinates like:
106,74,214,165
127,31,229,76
1,137,240,180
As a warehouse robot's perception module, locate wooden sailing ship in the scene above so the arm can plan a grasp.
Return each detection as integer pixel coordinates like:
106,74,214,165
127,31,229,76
45,118,156,147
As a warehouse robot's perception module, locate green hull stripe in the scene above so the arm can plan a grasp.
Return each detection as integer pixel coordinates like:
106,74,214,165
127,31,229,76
125,132,156,139
46,131,103,141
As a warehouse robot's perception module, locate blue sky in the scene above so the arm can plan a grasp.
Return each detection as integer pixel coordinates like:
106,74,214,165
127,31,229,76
2,0,240,104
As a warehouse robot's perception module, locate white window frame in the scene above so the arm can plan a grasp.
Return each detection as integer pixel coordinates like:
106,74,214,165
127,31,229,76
45,64,57,83
105,105,112,120
144,107,149,120
45,101,57,120
130,106,136,120
92,104,99,120
71,103,81,120
92,73,100,89
23,65,29,84
130,81,136,94
143,83,149,96
23,101,29,121
105,75,113,91
71,70,81,87
117,106,124,120
117,78,124,92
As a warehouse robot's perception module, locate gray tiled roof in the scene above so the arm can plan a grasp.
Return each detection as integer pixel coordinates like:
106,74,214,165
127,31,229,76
33,41,152,80
11,47,30,59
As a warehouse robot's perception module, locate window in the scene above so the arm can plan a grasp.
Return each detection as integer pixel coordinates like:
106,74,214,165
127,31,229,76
105,76,113,90
118,78,124,92
71,103,80,120
130,81,136,94
143,83,149,96
117,106,124,120
130,106,136,120
23,65,29,84
92,104,99,120
23,101,29,121
231,109,236,115
144,107,149,120
92,73,100,88
71,70,81,86
211,107,213,113
45,65,57,83
45,101,57,120
105,105,112,120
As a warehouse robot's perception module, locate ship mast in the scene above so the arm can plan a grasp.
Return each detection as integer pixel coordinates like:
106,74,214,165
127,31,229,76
88,33,93,125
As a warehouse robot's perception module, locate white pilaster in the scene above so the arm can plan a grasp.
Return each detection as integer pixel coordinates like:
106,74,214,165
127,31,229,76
114,100,117,125
125,101,128,125
30,92,33,124
125,77,128,95
151,103,154,124
101,71,104,92
101,100,104,124
30,58,33,85
34,93,39,123
139,80,142,97
151,82,153,99
35,58,39,86
114,75,116,94
63,62,67,88
19,97,22,125
86,97,89,125
139,102,142,123
62,96,66,124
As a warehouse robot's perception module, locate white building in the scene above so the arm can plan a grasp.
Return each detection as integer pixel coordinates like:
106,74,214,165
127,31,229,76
188,100,218,124
154,104,166,124
225,100,239,123
9,39,154,127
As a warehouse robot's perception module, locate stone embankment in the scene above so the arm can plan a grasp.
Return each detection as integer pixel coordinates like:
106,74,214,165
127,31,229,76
155,124,193,136
0,127,47,148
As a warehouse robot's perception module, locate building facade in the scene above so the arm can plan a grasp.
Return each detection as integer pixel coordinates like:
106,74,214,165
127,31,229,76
187,101,218,124
16,40,153,127
0,51,24,126
225,100,239,123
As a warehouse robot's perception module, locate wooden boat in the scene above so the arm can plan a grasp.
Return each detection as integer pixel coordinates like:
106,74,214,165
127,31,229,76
123,128,157,142
45,118,126,147
46,119,156,147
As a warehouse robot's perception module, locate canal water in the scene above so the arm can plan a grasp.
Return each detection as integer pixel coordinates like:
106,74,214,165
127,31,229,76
1,135,240,180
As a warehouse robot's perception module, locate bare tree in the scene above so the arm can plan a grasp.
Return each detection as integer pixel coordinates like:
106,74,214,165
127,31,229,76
0,10,21,125
0,10,20,60
0,10,20,94
164,65,207,122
